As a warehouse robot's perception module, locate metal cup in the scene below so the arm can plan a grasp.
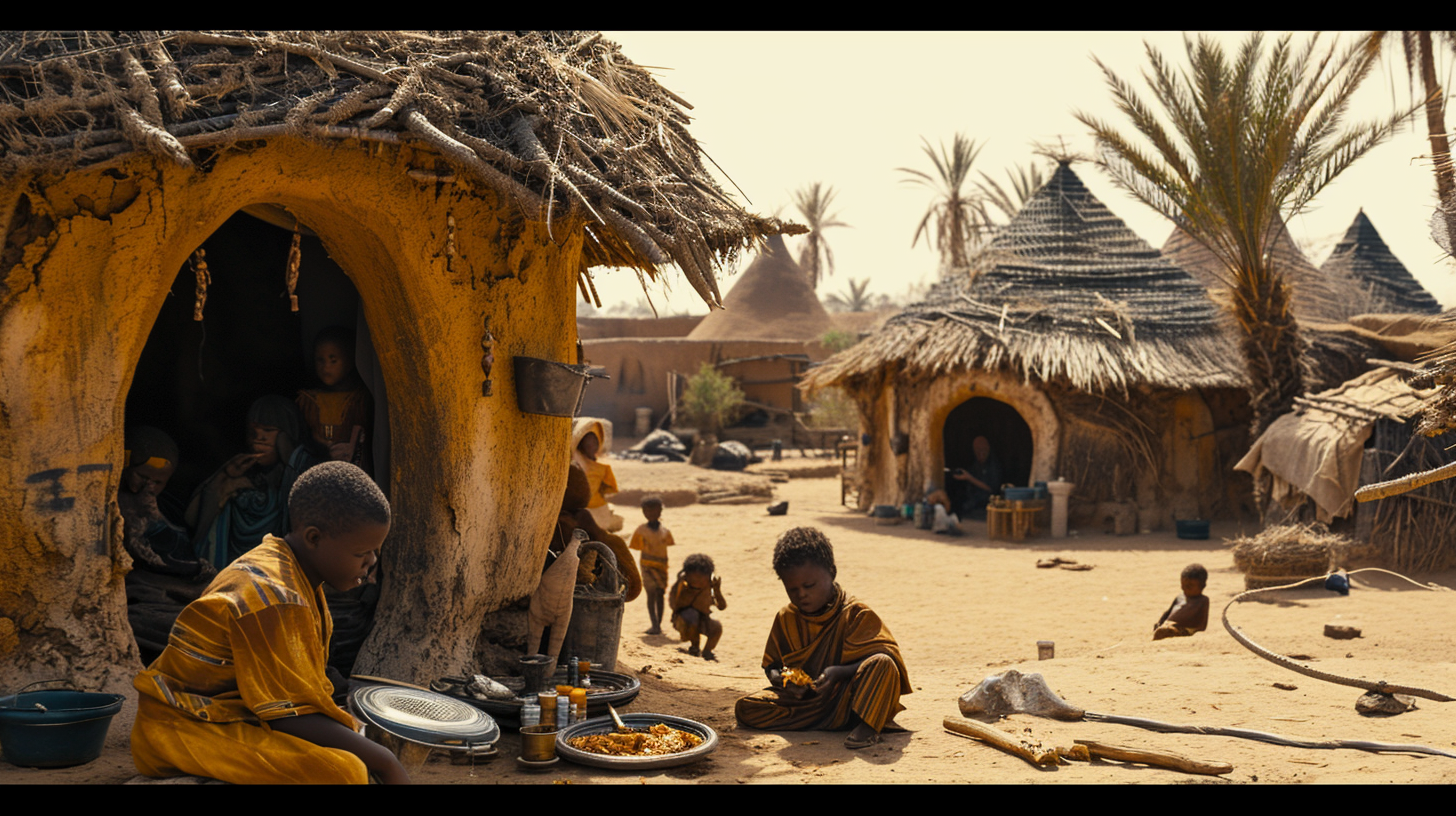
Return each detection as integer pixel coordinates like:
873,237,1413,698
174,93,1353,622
519,724,558,761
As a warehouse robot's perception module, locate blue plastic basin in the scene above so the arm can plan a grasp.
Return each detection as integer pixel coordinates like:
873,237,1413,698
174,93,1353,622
0,691,124,768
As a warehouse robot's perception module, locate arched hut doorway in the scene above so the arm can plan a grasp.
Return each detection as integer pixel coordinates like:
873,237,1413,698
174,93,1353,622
942,397,1033,506
122,209,392,672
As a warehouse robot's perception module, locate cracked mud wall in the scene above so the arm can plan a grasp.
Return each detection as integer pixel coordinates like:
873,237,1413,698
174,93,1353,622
1,138,580,689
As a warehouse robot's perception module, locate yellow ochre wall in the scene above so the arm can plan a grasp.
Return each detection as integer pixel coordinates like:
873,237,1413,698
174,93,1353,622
0,138,582,689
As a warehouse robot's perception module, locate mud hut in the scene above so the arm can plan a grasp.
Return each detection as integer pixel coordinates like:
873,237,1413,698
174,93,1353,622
1319,210,1442,316
0,31,792,691
802,162,1253,528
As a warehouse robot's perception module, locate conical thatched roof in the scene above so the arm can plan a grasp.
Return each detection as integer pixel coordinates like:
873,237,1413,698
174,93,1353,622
687,233,835,342
1161,222,1361,322
1320,210,1441,315
803,162,1245,394
0,31,800,307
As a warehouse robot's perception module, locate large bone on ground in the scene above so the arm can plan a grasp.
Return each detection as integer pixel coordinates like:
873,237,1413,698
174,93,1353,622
959,669,1086,721
1069,739,1233,775
942,716,1061,767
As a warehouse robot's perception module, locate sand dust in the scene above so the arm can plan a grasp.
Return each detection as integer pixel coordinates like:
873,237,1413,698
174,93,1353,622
7,455,1455,785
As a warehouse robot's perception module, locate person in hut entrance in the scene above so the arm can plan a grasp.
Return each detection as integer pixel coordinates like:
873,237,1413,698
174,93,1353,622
949,435,1001,520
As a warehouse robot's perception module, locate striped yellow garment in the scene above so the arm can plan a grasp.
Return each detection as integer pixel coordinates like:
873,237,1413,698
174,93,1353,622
131,535,366,784
735,586,911,732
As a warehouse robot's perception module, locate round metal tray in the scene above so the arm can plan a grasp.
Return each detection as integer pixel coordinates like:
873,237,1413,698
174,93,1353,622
351,683,499,755
447,669,641,728
555,713,718,770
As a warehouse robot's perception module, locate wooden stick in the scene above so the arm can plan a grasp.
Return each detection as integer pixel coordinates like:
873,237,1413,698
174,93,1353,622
942,717,1060,767
1074,739,1232,775
1356,459,1456,502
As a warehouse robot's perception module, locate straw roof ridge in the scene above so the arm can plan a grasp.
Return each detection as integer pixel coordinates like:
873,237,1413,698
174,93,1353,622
0,31,800,306
1320,210,1441,315
803,163,1246,394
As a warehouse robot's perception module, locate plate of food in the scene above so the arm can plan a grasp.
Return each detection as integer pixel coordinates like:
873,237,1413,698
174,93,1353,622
555,713,718,770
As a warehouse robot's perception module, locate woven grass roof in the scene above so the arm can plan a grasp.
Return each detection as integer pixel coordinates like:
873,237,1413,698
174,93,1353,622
687,234,835,342
1320,210,1441,315
0,31,799,307
1161,222,1361,322
803,162,1246,395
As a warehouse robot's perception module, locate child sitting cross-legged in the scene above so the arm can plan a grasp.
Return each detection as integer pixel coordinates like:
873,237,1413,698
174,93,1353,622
734,527,912,750
131,461,409,784
670,554,726,660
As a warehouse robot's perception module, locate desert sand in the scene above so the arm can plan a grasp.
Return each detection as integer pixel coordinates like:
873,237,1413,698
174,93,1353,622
5,454,1454,786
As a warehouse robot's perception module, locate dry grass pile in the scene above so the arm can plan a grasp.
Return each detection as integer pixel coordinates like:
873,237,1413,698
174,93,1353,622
1229,523,1348,589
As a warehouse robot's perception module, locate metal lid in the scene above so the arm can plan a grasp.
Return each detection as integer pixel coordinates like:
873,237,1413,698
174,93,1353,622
351,684,499,753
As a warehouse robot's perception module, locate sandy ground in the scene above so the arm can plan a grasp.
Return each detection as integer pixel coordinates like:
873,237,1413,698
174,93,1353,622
6,453,1456,785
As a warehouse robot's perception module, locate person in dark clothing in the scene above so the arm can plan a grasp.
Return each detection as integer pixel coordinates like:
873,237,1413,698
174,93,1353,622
950,436,1001,520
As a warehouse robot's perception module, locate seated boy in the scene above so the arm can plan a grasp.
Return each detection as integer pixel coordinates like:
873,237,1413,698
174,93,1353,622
1153,563,1209,641
132,461,409,784
734,527,911,749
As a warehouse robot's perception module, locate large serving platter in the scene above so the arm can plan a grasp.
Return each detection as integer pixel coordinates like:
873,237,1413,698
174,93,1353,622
555,713,717,770
351,683,500,756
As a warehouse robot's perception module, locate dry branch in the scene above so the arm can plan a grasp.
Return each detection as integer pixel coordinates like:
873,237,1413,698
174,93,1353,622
942,716,1060,767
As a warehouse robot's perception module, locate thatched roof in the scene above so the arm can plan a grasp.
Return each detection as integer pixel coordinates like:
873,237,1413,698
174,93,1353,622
687,234,835,342
1320,211,1442,315
1161,222,1361,322
0,31,800,307
802,162,1245,394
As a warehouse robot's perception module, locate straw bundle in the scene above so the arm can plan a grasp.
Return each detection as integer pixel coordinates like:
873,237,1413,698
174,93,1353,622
1229,524,1344,590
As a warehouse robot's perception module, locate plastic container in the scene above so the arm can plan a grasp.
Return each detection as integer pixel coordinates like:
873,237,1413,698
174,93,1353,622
0,689,125,768
1175,520,1211,540
1003,487,1039,502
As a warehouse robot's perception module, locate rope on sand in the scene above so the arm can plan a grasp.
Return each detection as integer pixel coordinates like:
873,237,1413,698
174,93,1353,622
1221,568,1455,702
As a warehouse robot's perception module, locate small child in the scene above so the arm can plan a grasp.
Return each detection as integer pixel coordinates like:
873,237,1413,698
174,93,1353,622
629,496,675,635
669,554,726,660
734,527,911,750
132,461,408,784
1153,563,1210,640
571,419,623,532
296,325,375,475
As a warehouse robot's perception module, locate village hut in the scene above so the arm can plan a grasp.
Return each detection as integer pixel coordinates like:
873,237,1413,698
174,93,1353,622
580,234,836,443
0,31,793,691
802,162,1252,528
1235,353,1456,572
1319,210,1443,315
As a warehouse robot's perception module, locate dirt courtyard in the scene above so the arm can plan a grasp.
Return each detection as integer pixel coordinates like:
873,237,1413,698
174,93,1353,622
6,456,1455,785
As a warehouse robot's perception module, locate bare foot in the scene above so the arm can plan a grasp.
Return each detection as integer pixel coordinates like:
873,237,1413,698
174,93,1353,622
702,650,717,661
647,626,662,635
687,644,700,657
844,723,881,749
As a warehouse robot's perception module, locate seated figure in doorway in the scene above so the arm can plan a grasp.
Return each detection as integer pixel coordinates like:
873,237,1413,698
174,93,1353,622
120,425,214,580
296,325,374,477
187,395,322,571
949,436,1001,521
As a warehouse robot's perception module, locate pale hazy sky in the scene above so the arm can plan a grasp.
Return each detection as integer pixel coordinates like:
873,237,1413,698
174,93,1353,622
590,31,1455,315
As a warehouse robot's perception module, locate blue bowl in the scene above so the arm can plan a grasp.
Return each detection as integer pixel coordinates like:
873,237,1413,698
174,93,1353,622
0,691,124,768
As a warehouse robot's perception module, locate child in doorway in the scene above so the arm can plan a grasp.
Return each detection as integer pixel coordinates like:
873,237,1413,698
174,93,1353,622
1153,563,1209,640
630,496,674,635
670,553,726,660
132,461,408,784
296,325,374,476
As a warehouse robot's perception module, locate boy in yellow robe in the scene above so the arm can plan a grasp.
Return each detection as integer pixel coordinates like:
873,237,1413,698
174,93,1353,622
132,461,408,784
735,527,911,749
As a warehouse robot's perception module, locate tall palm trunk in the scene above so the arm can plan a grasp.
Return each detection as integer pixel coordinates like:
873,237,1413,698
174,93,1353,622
1417,31,1456,245
1235,266,1307,438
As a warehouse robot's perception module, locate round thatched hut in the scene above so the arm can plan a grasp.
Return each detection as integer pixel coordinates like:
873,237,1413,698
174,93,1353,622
1320,210,1442,316
0,31,791,690
802,162,1253,528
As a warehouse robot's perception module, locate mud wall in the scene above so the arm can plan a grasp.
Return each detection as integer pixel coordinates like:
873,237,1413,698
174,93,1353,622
577,314,703,340
0,137,582,688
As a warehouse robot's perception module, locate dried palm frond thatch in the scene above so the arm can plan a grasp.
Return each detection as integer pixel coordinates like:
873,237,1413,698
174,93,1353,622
1319,210,1442,316
0,30,800,307
803,162,1245,395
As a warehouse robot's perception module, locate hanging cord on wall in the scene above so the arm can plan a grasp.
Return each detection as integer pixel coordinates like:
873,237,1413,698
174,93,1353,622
1223,568,1454,701
286,223,302,312
191,248,210,382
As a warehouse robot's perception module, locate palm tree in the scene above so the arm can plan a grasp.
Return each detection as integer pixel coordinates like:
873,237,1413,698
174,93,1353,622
1077,32,1406,437
791,182,850,289
1370,31,1456,255
975,160,1051,223
898,134,993,275
823,277,877,313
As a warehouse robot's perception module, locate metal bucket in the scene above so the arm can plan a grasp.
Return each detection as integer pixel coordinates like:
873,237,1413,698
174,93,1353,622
514,356,594,417
561,541,625,672
519,725,558,761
